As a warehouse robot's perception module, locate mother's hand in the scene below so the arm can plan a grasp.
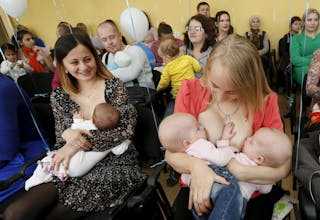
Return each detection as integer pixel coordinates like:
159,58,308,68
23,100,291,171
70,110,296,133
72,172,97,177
188,160,230,216
62,128,92,150
52,143,78,171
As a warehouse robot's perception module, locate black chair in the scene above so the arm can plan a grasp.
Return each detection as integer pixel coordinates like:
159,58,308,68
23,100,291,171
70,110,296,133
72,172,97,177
17,72,54,98
17,72,56,145
294,133,320,220
85,105,171,219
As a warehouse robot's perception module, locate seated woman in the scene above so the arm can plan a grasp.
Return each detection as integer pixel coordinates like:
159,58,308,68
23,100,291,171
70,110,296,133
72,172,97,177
290,8,320,85
181,14,216,78
166,34,290,220
245,15,269,57
3,33,146,220
97,19,155,104
278,16,301,91
215,10,233,42
16,30,54,73
0,73,47,212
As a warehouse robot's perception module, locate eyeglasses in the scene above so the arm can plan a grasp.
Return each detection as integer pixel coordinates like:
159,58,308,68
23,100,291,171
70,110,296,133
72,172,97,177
186,26,204,32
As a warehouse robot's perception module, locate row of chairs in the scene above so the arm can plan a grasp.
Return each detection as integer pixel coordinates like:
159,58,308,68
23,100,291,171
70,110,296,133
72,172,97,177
281,64,320,219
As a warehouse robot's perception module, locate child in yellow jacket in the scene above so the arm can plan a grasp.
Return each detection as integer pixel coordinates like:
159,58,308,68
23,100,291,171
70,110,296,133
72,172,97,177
157,38,201,116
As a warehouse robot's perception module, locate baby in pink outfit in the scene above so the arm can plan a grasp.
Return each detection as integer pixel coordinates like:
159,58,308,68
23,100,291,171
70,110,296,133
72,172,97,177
158,112,292,200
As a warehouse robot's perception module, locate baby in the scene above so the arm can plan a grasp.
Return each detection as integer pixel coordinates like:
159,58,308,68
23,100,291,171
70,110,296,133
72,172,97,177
159,113,292,219
0,43,33,82
25,103,129,190
106,51,131,71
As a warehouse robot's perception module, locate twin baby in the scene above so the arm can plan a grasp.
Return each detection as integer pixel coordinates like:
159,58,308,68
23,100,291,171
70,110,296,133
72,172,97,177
25,102,129,190
158,113,291,219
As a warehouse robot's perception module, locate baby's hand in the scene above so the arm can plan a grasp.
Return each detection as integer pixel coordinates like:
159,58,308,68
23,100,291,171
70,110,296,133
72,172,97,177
32,45,40,53
221,121,236,140
73,111,83,119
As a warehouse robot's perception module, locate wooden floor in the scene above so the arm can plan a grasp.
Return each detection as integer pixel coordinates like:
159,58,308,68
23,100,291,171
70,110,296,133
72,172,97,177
157,92,299,219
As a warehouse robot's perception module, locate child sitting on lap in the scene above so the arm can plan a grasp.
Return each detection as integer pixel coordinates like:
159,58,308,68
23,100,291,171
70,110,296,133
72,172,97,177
25,102,130,190
158,113,292,220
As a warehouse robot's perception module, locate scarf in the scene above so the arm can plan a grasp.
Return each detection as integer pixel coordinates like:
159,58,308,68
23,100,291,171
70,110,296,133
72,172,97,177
250,29,261,50
22,46,46,73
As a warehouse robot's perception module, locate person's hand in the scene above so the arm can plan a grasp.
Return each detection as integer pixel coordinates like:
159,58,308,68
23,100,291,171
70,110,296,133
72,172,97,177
18,62,24,68
52,143,78,171
62,128,92,151
221,121,236,140
188,159,230,216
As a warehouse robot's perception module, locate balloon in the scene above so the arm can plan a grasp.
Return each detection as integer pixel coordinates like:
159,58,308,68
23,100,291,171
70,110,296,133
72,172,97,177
0,0,28,18
120,7,148,42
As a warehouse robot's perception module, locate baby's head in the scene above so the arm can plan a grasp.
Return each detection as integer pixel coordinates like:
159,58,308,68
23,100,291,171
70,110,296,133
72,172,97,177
1,43,17,63
158,113,207,152
242,128,292,167
157,38,180,63
92,103,120,130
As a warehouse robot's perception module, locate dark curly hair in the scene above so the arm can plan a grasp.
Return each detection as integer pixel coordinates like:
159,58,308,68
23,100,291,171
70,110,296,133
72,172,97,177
183,14,216,53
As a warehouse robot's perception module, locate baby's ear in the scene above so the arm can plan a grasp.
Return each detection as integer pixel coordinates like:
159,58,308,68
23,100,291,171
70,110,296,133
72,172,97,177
253,156,265,165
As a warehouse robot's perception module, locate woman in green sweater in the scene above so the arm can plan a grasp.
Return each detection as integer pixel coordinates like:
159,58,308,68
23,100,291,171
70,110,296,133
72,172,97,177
290,8,320,85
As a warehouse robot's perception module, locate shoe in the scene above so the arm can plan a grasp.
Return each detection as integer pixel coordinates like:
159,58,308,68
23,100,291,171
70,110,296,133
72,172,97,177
166,167,180,187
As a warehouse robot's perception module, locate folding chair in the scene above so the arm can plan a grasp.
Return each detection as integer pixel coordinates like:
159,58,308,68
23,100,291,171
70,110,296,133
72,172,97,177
294,132,320,220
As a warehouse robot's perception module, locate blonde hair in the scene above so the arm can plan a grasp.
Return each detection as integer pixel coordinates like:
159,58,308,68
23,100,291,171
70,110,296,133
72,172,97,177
201,34,271,115
301,8,320,33
158,38,180,58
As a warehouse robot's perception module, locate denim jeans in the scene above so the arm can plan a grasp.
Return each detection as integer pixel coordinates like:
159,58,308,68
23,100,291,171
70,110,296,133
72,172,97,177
192,165,246,220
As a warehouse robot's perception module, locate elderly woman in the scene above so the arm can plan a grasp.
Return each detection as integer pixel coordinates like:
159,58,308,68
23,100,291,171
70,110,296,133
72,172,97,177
245,15,269,56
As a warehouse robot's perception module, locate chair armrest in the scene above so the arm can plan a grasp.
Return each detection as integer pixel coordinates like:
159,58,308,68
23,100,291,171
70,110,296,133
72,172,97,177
0,152,47,191
127,162,166,208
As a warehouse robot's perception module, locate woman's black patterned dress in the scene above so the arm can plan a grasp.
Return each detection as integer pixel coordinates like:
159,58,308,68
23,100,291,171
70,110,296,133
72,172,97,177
50,77,146,212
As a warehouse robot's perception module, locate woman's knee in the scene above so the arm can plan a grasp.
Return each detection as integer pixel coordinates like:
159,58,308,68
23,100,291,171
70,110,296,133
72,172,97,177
4,203,33,220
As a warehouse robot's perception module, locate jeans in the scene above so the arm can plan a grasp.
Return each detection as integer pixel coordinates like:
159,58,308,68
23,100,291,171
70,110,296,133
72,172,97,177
192,165,246,220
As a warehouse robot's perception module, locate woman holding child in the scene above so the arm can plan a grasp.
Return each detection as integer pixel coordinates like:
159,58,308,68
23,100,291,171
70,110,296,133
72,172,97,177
3,33,146,219
166,34,291,220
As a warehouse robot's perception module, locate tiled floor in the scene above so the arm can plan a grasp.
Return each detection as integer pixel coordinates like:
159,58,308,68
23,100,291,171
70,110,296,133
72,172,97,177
157,92,299,219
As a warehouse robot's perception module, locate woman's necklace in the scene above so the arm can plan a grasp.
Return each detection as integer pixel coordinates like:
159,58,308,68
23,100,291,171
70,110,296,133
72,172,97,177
216,101,241,122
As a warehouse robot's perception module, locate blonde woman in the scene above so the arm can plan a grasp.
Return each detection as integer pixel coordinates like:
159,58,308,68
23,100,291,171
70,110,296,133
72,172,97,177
166,34,290,220
290,8,320,85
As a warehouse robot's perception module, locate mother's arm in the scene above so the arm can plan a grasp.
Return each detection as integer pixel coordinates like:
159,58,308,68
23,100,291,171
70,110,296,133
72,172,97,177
166,150,229,215
227,158,291,184
229,92,291,184
91,78,137,150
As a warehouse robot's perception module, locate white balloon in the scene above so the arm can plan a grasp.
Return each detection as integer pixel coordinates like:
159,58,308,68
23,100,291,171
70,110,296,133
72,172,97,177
0,0,28,18
120,7,148,42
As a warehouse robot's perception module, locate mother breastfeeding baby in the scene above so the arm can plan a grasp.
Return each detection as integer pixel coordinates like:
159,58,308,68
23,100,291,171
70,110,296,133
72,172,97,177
165,34,291,220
